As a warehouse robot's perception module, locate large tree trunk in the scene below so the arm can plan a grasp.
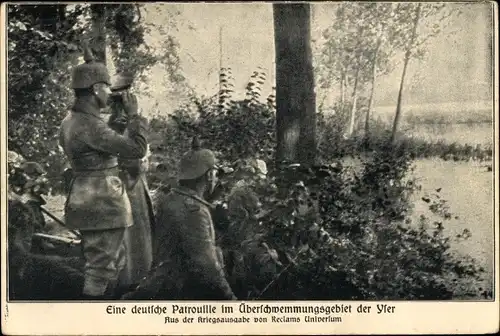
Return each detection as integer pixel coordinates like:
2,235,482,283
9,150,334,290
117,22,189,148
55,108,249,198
90,4,107,65
274,3,316,165
391,3,421,144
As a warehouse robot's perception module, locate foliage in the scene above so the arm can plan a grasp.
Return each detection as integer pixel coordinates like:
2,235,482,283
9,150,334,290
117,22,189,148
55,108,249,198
7,4,184,190
316,2,462,138
146,68,488,300
105,4,157,76
105,4,185,85
7,5,88,186
315,100,493,163
7,4,488,301
317,3,395,91
405,111,493,126
213,146,487,300
147,68,276,191
321,131,493,164
392,2,461,59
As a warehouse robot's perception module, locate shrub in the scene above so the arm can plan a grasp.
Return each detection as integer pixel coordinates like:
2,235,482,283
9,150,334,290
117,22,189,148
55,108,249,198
7,5,89,183
143,68,488,300
147,68,276,191
147,76,487,299
316,107,493,163
218,147,488,300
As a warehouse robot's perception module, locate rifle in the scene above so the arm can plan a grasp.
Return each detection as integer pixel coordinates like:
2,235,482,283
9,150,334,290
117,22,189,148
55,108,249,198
32,232,81,246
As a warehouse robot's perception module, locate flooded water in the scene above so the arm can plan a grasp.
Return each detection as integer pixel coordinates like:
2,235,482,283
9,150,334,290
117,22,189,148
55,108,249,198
373,100,493,124
371,100,494,147
411,158,494,292
406,122,493,146
342,155,495,293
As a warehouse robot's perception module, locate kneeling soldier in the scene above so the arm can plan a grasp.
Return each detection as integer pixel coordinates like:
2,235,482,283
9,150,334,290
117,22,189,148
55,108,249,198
124,139,237,300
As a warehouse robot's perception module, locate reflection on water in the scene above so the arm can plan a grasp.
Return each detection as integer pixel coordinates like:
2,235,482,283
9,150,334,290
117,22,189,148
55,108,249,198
405,122,493,146
343,156,494,293
411,158,494,292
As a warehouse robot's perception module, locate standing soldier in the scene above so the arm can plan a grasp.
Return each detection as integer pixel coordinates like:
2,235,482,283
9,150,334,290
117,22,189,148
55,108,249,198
123,139,237,300
59,45,149,299
107,73,155,293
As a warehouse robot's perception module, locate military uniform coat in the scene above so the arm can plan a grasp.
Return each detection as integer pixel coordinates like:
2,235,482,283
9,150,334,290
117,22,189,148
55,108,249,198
117,160,155,286
126,186,235,300
59,99,149,231
107,111,155,286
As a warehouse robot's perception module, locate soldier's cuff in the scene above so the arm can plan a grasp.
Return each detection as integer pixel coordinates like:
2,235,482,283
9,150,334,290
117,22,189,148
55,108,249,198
127,116,149,135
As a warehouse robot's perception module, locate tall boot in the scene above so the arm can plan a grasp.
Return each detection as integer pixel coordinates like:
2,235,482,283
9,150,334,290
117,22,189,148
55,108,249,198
113,283,139,299
104,279,119,299
81,280,114,300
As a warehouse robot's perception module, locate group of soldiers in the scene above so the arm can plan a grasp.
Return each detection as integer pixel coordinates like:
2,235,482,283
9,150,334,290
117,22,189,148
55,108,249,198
10,46,239,300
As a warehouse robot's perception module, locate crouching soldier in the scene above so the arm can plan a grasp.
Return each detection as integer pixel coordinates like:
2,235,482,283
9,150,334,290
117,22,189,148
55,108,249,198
59,45,149,300
123,139,237,300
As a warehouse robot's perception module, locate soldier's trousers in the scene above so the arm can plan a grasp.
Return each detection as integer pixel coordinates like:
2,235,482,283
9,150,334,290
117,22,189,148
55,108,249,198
80,228,127,296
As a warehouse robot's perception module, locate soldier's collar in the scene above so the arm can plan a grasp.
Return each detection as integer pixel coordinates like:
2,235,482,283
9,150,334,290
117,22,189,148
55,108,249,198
72,98,102,119
171,187,213,209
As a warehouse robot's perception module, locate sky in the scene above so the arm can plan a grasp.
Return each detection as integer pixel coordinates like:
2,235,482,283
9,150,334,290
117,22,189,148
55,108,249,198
136,2,494,117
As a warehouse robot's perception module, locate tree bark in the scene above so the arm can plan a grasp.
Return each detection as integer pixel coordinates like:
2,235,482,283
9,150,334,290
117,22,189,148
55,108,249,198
340,70,345,108
274,3,316,165
391,3,421,144
364,41,381,146
90,4,107,65
346,66,360,138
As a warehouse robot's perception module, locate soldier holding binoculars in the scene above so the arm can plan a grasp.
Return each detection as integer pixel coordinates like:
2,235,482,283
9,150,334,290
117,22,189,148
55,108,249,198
108,74,156,295
59,45,149,299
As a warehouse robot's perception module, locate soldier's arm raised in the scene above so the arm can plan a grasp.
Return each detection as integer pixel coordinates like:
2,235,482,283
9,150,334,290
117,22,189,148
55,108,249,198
180,206,237,300
84,115,149,160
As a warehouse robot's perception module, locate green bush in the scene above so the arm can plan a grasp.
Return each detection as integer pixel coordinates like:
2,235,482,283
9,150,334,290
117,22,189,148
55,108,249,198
147,68,276,190
146,70,488,300
7,4,178,194
316,100,492,163
317,116,493,163
8,17,489,299
7,5,88,190
217,147,487,300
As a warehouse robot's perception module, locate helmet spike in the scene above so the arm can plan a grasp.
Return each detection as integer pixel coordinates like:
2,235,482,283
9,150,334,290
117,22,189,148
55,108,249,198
191,136,201,150
82,40,95,64
71,40,110,89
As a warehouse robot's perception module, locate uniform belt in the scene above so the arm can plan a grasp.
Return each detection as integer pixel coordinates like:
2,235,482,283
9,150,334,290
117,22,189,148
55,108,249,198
72,166,120,177
71,153,118,171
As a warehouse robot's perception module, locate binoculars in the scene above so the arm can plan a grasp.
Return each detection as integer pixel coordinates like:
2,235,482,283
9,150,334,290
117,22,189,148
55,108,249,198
108,91,127,106
109,74,134,105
